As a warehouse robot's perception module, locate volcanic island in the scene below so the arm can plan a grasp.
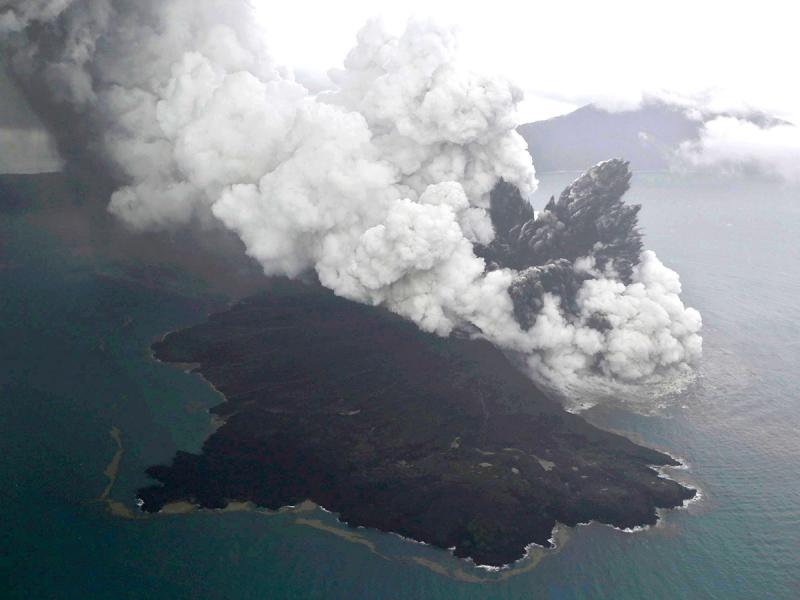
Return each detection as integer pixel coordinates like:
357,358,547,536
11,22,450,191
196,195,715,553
137,160,696,567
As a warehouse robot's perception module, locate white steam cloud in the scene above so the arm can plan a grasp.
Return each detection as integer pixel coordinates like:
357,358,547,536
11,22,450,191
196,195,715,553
525,251,702,404
1,0,701,402
679,116,800,184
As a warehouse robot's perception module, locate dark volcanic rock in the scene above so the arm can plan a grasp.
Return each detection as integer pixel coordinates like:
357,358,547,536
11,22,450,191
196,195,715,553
508,260,588,330
139,279,694,567
481,159,641,280
478,159,643,328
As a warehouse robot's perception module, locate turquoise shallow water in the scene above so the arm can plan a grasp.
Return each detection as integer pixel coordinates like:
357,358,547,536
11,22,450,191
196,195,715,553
1,173,798,598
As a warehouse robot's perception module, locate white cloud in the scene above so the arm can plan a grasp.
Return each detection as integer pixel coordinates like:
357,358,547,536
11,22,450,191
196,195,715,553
248,0,800,124
679,117,800,183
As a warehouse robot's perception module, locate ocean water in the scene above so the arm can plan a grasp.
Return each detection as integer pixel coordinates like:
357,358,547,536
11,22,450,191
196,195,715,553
1,172,798,599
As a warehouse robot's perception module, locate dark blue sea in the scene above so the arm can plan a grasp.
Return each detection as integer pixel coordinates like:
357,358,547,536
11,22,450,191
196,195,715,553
1,172,798,598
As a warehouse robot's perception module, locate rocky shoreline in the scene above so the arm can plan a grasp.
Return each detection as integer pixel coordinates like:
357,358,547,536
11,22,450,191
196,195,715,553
136,280,695,567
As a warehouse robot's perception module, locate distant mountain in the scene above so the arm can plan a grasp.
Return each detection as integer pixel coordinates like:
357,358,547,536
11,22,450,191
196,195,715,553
519,102,702,172
520,101,791,173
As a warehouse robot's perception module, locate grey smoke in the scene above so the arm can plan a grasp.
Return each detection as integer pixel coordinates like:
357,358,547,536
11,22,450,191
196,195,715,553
0,64,62,173
0,0,75,33
1,0,702,402
0,126,62,173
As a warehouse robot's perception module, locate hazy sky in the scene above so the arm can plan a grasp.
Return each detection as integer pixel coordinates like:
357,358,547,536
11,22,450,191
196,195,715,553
254,0,800,123
2,0,798,175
